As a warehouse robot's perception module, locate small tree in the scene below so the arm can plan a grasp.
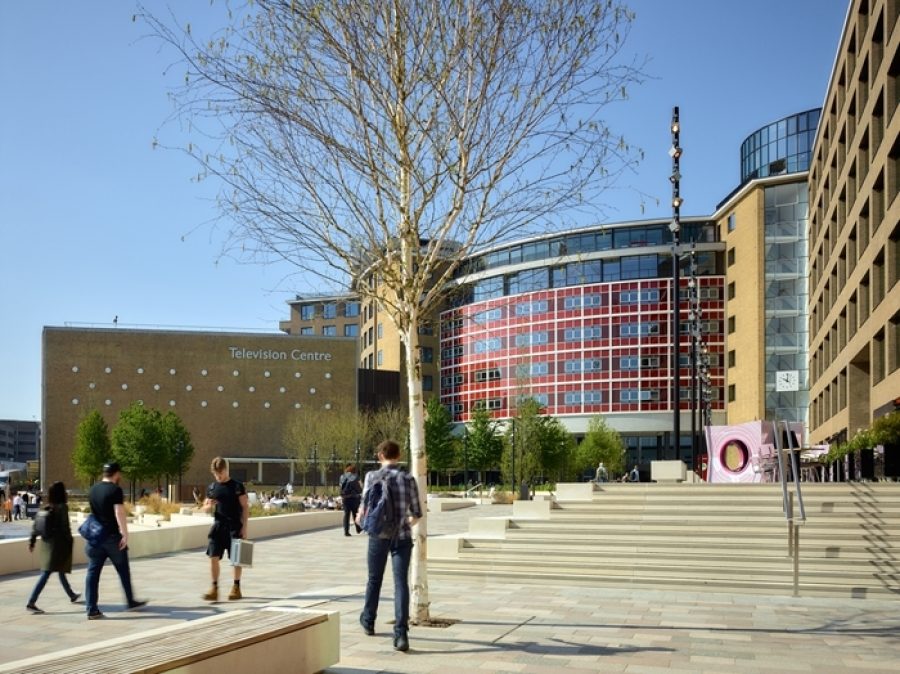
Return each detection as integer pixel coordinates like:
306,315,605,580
366,404,410,451
467,408,504,485
72,409,111,486
160,411,195,497
504,399,572,487
576,416,626,479
424,397,456,486
111,403,166,498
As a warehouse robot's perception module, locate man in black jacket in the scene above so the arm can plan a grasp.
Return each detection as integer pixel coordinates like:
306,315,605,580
84,463,147,619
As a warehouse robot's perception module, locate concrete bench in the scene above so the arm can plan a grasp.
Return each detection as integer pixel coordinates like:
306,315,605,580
0,606,340,674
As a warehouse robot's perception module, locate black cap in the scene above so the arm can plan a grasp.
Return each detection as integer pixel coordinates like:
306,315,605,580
102,462,121,477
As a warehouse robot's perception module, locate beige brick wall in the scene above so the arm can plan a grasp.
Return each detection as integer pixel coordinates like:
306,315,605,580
42,328,357,491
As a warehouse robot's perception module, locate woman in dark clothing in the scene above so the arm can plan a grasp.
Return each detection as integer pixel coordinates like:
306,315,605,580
26,481,80,613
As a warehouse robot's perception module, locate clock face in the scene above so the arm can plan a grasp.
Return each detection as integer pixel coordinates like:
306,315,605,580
775,370,799,392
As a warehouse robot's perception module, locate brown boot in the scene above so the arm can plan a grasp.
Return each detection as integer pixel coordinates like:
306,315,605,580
202,586,218,602
228,584,242,601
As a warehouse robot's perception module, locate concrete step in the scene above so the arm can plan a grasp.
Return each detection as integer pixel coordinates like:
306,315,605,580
427,565,900,599
461,538,900,560
435,555,900,585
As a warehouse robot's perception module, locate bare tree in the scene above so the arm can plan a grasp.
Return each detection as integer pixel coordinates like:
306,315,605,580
142,0,642,622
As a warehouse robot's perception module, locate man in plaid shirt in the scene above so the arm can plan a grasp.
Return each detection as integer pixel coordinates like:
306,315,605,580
356,439,422,652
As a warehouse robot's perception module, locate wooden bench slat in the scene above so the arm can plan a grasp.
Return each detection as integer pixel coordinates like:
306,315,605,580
9,610,328,674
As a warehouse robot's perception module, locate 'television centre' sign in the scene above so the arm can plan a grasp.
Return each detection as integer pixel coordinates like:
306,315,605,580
229,346,333,361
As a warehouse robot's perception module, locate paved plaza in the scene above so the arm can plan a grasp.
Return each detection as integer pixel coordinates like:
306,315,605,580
1,504,899,673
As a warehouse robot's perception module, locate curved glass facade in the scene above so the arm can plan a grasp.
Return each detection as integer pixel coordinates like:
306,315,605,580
439,219,727,460
740,109,820,183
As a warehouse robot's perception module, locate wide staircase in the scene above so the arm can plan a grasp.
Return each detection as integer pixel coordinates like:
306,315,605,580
428,482,900,598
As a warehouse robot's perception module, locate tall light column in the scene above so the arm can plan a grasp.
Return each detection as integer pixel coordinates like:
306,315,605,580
669,106,683,460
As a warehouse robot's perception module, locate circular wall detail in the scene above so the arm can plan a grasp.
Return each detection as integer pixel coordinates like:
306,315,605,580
720,439,750,473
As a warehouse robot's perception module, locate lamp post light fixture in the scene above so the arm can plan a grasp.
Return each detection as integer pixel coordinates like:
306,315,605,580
669,106,683,460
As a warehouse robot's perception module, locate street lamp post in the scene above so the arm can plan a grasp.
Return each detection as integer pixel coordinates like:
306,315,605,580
669,106,683,461
463,426,469,489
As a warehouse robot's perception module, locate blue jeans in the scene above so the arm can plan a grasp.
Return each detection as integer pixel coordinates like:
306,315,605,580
361,537,413,637
28,571,77,605
85,536,135,613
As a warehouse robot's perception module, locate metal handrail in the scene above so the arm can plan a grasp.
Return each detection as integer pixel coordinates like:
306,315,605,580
772,421,791,521
783,420,807,522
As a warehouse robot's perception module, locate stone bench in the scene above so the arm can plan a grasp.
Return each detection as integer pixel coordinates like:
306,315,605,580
0,606,340,674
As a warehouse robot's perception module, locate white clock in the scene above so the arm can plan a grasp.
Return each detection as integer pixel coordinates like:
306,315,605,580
775,370,799,392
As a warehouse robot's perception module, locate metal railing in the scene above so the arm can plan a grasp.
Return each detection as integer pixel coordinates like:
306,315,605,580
772,420,806,596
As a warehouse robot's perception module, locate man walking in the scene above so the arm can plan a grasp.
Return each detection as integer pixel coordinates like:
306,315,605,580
357,440,422,652
84,462,147,619
339,463,362,536
202,457,249,602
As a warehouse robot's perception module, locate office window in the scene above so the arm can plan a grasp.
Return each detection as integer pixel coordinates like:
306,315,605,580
728,282,736,300
474,368,502,383
420,346,434,363
376,350,383,366
472,308,503,324
422,375,433,391
343,324,359,337
563,294,602,310
727,248,736,266
300,327,314,336
300,305,315,320
620,389,659,402
728,384,736,402
728,316,736,333
728,213,736,232
564,390,603,405
728,350,736,367
474,337,503,353
441,345,464,359
564,325,604,341
515,300,549,316
515,362,549,377
344,301,360,318
377,323,383,339
322,325,336,336
323,303,337,319
620,322,659,337
514,331,549,347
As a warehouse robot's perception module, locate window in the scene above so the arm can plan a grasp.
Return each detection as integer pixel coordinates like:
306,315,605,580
420,347,434,363
376,350,383,366
516,393,550,407
514,331,549,347
620,322,659,337
728,282,736,300
441,345,464,359
377,323,383,339
474,276,504,301
300,305,315,320
323,303,337,319
515,362,549,377
620,289,660,304
474,368,502,382
300,327,314,336
515,300,549,316
473,337,502,353
728,316,736,334
442,373,464,387
564,390,603,404
344,301,360,318
564,325,604,341
422,375,433,391
620,389,659,402
507,268,549,294
473,398,503,411
728,213,736,232
728,350,736,367
344,324,359,337
368,326,374,344
322,325,336,336
564,359,604,373
727,248,736,266
728,384,736,402
472,308,503,324
418,323,434,336
563,294,602,310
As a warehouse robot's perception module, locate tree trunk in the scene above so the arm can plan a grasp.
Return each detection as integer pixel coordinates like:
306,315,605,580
403,323,430,623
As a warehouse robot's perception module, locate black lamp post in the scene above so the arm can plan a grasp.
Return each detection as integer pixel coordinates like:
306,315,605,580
463,426,469,488
309,445,319,492
330,448,338,491
669,106,683,461
355,439,361,474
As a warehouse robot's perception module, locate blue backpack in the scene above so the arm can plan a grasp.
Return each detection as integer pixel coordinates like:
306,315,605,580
361,469,399,539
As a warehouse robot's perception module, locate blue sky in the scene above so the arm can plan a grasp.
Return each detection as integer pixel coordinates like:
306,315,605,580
0,1,848,420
